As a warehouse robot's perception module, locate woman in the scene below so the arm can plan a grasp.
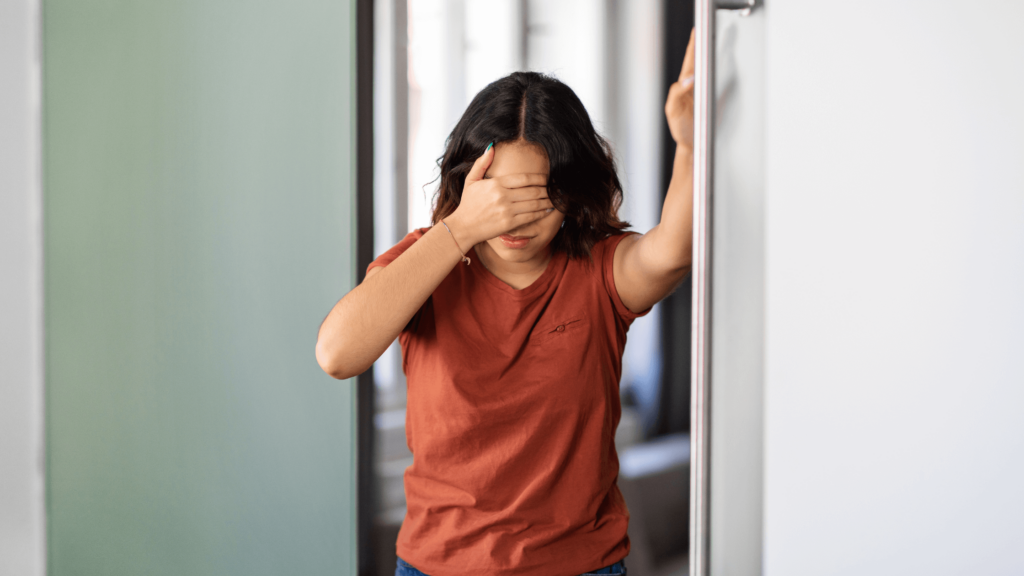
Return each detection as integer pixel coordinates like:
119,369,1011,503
316,31,696,576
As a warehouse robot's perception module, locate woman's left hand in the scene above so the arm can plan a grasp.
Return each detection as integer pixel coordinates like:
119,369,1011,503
665,28,696,149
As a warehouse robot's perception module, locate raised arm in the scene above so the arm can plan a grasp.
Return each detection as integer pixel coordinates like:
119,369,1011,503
613,29,696,314
315,144,553,379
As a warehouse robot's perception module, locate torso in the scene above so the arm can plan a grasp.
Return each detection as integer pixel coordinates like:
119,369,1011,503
366,227,651,576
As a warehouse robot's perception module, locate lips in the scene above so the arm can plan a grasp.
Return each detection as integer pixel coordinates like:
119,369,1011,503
499,234,531,249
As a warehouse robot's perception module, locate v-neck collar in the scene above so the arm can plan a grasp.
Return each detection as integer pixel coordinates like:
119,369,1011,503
469,245,566,299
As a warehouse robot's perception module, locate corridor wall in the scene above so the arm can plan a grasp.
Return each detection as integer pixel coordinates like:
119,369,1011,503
42,2,359,574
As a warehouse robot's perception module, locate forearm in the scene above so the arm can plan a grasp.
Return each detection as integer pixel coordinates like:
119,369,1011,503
315,223,466,379
642,144,694,274
613,28,695,312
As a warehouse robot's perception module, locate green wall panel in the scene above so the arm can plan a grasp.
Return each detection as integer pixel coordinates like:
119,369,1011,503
43,2,357,574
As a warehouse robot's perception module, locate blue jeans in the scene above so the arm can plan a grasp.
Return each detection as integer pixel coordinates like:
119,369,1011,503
395,555,627,575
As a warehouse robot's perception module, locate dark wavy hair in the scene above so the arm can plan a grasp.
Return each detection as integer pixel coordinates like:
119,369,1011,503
430,71,630,260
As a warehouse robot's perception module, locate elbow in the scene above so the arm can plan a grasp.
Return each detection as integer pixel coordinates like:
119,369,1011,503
666,263,693,294
672,260,693,281
642,227,693,276
666,247,694,277
315,337,364,381
651,257,692,286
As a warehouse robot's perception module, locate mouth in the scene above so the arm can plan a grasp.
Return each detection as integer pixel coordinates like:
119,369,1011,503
499,234,532,249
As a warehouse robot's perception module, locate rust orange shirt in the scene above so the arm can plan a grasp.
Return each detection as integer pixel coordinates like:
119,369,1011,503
367,227,650,576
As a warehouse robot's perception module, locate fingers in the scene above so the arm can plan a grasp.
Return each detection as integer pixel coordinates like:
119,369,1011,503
465,142,495,184
497,173,548,189
510,208,553,228
679,27,696,82
511,198,554,214
507,186,549,201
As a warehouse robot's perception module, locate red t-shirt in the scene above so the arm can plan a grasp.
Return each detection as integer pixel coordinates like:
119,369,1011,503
367,227,651,576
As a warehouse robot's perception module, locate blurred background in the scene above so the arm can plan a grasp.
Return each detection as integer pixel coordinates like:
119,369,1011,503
3,1,1024,576
370,1,694,574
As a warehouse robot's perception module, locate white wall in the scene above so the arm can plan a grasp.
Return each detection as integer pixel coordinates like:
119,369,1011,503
764,2,1024,574
0,1,46,575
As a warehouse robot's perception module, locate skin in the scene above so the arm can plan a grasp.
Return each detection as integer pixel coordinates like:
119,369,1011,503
315,30,696,379
462,139,563,291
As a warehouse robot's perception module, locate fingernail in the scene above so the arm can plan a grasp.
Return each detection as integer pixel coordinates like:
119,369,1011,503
485,142,493,152
546,208,553,213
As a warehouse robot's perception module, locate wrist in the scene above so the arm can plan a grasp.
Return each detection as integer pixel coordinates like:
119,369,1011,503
439,213,478,255
671,143,694,175
675,142,694,158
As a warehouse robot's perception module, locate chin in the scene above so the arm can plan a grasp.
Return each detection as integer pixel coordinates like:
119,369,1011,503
500,249,540,262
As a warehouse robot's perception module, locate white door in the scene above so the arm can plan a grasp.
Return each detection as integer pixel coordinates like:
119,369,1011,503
694,1,1024,575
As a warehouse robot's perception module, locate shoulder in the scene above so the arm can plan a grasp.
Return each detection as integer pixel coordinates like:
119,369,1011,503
589,231,650,324
569,230,640,275
591,230,641,264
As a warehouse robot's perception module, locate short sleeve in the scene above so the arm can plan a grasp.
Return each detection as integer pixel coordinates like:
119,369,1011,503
366,226,430,277
601,231,654,325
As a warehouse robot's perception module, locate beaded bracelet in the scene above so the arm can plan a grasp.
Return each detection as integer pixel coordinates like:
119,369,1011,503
440,220,471,265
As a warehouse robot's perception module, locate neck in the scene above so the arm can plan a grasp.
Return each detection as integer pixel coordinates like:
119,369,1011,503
473,242,553,289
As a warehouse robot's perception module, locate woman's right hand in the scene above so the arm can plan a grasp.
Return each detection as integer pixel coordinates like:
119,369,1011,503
443,143,554,248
